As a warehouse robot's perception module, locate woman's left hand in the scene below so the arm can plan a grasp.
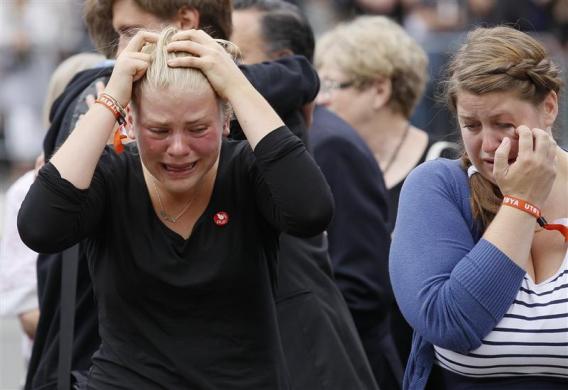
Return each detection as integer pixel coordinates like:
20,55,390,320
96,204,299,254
166,29,249,100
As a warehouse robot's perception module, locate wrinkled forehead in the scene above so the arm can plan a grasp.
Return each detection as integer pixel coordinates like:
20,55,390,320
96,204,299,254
132,83,225,124
455,89,536,118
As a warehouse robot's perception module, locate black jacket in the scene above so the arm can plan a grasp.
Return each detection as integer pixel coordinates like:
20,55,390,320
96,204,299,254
310,105,403,389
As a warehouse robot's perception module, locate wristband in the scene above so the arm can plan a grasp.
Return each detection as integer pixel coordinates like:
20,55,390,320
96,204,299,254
503,195,567,241
95,93,126,124
502,195,540,219
95,93,128,153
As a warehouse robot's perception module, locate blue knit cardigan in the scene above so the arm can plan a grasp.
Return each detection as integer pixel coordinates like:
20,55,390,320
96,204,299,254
389,159,527,389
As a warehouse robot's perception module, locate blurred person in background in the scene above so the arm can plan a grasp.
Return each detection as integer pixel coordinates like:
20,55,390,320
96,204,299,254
331,0,411,23
390,26,568,389
0,0,87,178
315,15,460,369
315,16,457,234
233,0,397,388
403,0,558,43
0,51,104,387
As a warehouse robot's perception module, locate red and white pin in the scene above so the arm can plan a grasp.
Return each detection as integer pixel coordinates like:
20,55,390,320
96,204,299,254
213,211,229,226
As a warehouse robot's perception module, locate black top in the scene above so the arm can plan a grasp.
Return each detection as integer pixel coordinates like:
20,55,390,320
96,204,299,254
309,106,392,326
309,106,403,389
231,107,378,389
26,55,320,390
19,127,333,389
388,137,461,233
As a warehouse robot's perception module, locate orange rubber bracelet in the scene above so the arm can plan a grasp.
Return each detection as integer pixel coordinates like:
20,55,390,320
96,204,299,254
502,195,540,219
95,94,124,121
95,93,128,153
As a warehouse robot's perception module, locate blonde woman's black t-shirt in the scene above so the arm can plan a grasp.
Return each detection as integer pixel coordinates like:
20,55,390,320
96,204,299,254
19,127,333,389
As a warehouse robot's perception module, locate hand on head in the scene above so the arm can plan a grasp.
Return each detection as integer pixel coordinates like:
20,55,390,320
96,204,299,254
166,29,247,100
493,125,557,208
104,31,159,108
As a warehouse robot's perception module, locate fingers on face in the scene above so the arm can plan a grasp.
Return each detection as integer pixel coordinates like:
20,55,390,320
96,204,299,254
515,125,535,157
493,136,511,177
533,127,557,161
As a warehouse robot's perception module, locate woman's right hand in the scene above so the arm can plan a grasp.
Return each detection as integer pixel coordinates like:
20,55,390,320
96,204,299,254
494,125,557,208
104,31,158,108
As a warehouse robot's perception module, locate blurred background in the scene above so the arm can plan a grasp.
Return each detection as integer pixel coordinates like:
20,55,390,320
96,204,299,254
0,0,567,388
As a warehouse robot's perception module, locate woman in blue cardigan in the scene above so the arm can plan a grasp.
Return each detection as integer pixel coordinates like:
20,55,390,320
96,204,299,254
390,26,568,389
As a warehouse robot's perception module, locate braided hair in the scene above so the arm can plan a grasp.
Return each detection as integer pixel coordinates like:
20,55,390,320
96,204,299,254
443,26,563,230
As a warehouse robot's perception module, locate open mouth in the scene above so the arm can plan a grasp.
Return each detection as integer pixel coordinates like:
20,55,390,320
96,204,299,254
162,161,197,175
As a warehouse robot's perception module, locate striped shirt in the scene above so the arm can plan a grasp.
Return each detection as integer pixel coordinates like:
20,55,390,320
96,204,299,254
434,248,568,379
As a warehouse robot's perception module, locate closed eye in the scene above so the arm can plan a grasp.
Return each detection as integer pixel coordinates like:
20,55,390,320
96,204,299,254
117,26,139,38
497,123,514,129
463,123,480,131
149,128,168,135
189,127,208,135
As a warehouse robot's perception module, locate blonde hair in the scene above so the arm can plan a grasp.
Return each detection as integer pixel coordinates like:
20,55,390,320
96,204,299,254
444,26,563,229
132,27,235,118
43,52,105,128
315,15,428,118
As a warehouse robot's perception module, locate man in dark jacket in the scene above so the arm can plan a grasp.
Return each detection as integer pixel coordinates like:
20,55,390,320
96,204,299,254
232,1,403,388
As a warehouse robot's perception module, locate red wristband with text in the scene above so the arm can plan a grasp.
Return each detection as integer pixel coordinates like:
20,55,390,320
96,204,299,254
502,195,568,241
502,195,540,219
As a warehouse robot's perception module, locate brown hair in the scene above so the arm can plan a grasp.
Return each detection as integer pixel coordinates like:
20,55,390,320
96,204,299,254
84,0,233,58
444,26,563,229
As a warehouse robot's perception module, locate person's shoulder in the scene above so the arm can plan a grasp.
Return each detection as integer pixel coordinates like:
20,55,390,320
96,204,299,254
311,106,356,141
404,159,473,217
310,106,374,157
406,158,467,192
411,157,463,176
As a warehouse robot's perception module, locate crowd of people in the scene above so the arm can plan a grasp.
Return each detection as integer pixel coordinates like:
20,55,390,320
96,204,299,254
1,0,567,389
